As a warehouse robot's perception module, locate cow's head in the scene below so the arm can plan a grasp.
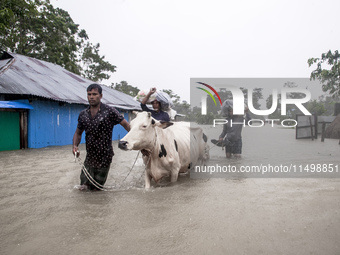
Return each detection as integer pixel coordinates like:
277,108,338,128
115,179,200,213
118,111,173,151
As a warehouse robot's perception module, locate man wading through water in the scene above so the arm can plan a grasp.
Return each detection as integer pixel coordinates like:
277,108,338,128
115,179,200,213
211,100,251,158
72,84,130,191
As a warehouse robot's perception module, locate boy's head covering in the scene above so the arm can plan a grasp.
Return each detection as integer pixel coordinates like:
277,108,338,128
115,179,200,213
225,100,233,110
221,100,233,117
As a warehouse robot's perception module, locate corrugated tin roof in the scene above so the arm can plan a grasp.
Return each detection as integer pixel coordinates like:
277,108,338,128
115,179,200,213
0,51,141,110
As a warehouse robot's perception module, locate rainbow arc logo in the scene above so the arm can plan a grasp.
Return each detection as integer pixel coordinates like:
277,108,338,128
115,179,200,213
196,82,222,106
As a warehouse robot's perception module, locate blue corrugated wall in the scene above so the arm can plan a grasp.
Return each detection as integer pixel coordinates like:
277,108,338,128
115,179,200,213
28,100,129,148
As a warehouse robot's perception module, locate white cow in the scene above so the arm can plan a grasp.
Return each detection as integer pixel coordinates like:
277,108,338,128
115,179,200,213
118,111,209,189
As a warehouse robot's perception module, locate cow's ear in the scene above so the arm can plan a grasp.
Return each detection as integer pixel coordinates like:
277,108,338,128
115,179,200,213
147,112,151,118
157,121,173,129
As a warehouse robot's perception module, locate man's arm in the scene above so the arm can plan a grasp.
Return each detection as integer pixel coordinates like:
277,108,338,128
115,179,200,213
72,128,84,155
120,119,130,132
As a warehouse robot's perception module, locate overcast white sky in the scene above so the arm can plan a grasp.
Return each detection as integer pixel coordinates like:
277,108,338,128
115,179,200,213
51,0,339,103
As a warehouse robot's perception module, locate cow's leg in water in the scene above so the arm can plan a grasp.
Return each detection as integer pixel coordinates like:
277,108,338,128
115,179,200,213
144,170,151,189
170,169,179,183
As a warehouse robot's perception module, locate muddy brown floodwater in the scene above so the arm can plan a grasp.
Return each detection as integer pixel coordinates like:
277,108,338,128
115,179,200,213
0,125,339,255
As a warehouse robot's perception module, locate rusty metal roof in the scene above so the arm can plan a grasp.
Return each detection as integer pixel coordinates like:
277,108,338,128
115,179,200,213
0,51,141,110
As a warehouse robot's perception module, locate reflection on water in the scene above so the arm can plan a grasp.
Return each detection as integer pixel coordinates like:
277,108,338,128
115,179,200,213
192,125,340,178
0,126,340,254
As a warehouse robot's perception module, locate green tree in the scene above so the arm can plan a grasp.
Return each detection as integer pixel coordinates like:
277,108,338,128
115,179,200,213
266,81,306,120
0,0,37,33
81,42,116,82
161,89,193,117
195,111,216,125
0,0,116,81
283,81,306,119
307,95,340,116
308,50,340,97
266,93,281,120
304,99,326,116
111,81,140,97
161,89,180,104
174,101,191,117
321,95,340,115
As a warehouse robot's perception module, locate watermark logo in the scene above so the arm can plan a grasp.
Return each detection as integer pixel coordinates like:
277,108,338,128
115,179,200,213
196,82,222,109
197,82,312,116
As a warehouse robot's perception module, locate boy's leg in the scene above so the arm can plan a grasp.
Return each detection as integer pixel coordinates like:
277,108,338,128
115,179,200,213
225,145,232,158
232,139,242,158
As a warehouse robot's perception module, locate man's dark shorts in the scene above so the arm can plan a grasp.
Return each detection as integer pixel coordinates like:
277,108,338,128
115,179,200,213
80,163,111,190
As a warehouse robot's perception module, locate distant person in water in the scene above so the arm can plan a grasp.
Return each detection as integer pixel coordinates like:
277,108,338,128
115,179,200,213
212,100,251,158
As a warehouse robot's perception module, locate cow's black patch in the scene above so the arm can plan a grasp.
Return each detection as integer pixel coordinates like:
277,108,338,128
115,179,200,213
203,133,207,143
151,119,155,125
174,139,178,152
159,144,167,158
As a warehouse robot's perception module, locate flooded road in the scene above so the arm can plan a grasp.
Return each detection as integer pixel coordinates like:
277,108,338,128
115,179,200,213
0,126,340,255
